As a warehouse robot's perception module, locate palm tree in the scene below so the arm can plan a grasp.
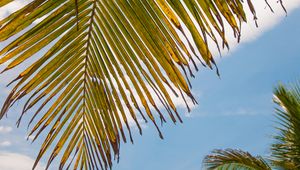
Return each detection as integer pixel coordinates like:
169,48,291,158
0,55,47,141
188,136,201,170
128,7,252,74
203,82,300,170
0,1,283,169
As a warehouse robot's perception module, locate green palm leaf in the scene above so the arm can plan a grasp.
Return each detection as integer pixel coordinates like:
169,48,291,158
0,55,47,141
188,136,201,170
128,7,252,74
271,83,300,170
0,0,279,169
203,149,272,170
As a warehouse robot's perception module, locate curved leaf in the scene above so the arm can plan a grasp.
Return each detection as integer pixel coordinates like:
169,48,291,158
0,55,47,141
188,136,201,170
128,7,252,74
203,149,272,170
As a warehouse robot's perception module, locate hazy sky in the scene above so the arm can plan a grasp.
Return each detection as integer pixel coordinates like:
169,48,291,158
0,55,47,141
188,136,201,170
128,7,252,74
0,1,300,170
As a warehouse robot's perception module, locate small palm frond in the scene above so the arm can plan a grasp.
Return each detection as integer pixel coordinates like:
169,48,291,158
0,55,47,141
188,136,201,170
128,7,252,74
271,83,300,169
203,149,272,170
0,0,279,169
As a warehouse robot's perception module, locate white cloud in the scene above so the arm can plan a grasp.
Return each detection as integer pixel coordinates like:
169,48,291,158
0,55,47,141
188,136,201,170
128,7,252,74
218,0,300,56
0,126,12,133
0,152,45,170
221,108,260,116
243,0,300,37
0,141,11,147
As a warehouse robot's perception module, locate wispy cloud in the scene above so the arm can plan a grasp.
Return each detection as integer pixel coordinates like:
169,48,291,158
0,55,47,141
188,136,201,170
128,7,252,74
0,141,11,147
216,0,300,56
0,152,45,170
0,126,12,133
221,108,263,116
242,0,300,40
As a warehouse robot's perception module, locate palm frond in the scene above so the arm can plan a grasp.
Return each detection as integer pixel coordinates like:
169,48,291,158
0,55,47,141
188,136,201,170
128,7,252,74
0,0,279,169
0,0,12,7
203,149,272,170
271,83,300,169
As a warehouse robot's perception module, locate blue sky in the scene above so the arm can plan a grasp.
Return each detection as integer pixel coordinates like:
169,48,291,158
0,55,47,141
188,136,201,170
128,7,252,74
0,1,300,170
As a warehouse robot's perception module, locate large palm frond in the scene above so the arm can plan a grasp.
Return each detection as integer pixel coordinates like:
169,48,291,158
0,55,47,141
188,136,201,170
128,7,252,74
0,0,279,169
271,83,300,170
203,149,272,170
